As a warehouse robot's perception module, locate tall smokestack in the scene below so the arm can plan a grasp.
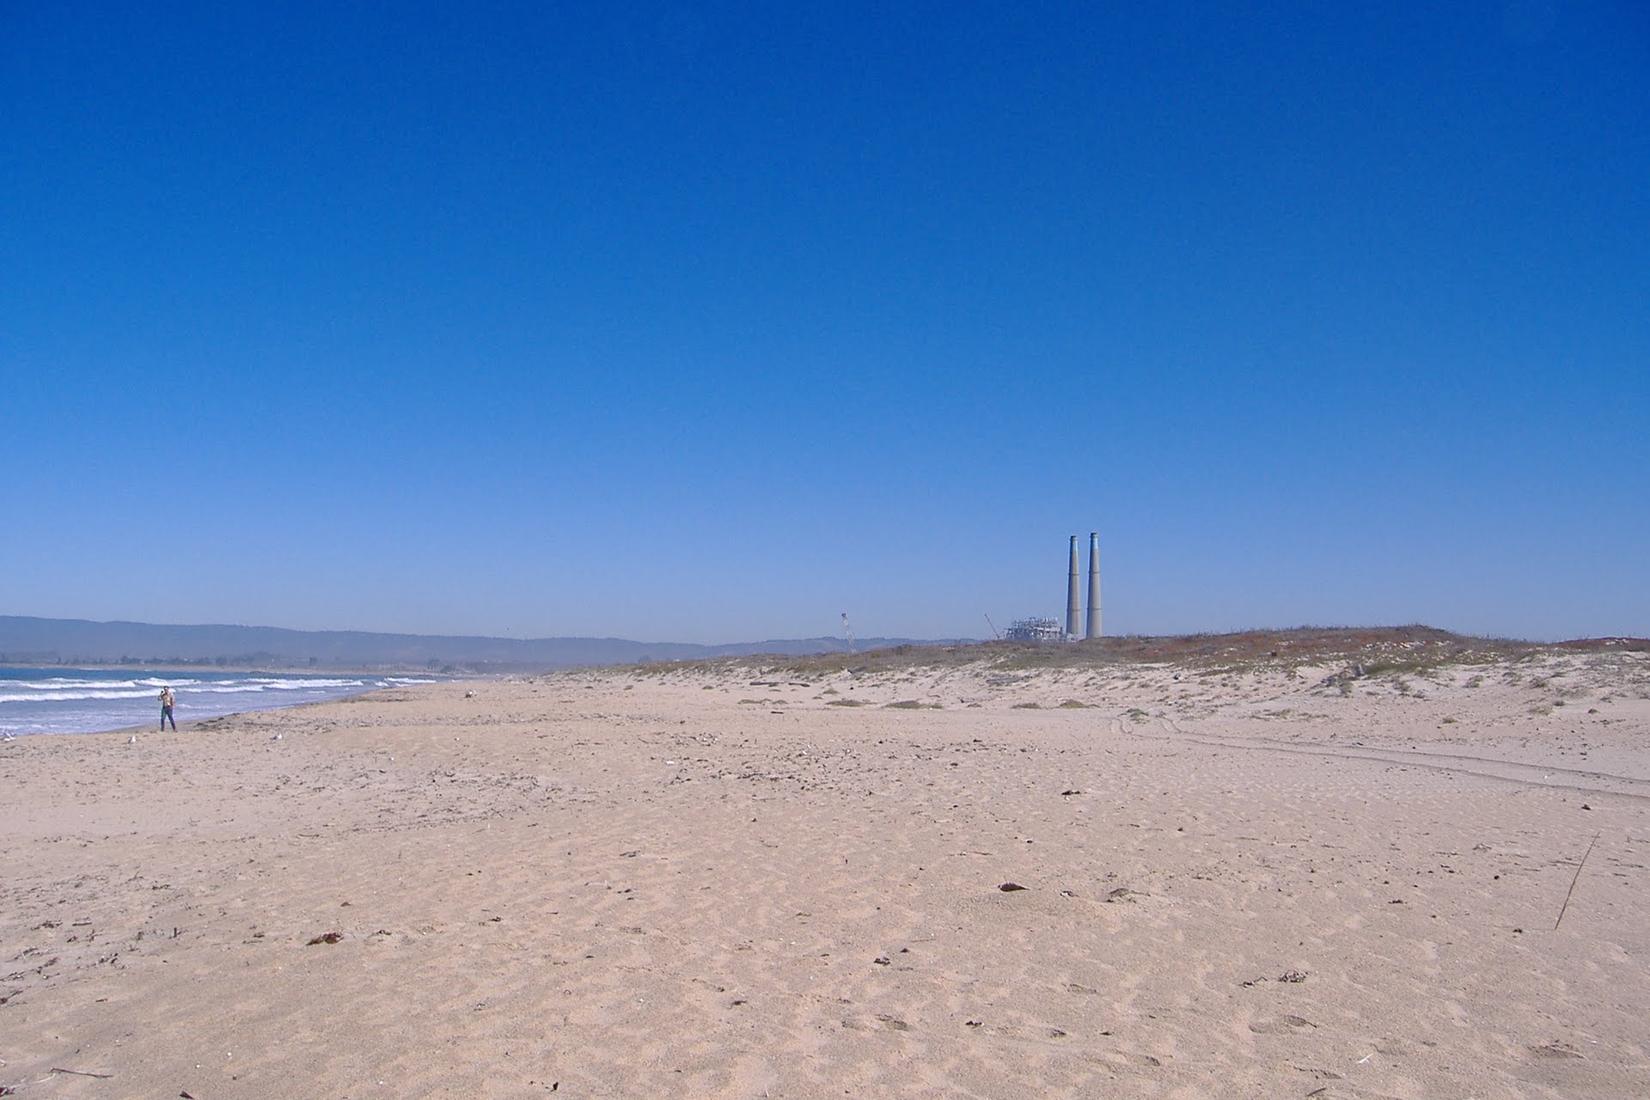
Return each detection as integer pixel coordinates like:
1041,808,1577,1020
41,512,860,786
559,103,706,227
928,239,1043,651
1065,535,1081,639
1086,532,1102,639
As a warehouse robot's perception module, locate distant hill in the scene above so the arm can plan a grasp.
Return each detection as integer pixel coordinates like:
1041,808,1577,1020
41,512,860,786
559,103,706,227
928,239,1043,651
0,615,943,672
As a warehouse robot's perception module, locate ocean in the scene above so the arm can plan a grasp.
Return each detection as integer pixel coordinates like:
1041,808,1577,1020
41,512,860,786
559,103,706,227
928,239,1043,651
0,667,437,736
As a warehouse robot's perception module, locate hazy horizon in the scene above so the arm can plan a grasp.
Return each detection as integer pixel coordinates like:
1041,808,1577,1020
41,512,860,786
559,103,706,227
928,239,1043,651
0,611,937,648
6,6,1646,642
2,611,1642,651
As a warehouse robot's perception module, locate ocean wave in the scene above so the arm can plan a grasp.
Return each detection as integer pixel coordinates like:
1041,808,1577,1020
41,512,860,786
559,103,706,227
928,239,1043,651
230,678,365,689
255,679,366,690
0,682,363,704
4,677,287,692
0,689,169,703
10,678,147,691
9,677,224,690
6,677,364,695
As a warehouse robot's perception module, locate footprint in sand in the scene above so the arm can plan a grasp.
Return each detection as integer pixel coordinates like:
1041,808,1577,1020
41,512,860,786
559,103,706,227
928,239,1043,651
981,1021,1078,1044
841,1013,913,1033
1249,1014,1317,1034
1092,1050,1164,1069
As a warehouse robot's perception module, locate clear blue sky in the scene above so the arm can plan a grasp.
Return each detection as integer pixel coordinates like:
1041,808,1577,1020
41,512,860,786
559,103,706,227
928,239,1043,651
4,3,1647,643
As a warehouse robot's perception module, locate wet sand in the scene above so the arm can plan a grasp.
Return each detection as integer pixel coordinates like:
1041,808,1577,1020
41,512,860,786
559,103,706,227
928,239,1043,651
3,643,1648,1097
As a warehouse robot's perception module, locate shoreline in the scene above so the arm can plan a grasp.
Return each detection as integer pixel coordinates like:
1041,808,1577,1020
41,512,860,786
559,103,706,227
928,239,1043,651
8,689,385,740
1,668,464,739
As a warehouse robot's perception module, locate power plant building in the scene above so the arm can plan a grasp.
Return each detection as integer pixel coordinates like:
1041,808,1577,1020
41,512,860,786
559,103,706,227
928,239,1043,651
1007,533,1104,642
1004,617,1063,642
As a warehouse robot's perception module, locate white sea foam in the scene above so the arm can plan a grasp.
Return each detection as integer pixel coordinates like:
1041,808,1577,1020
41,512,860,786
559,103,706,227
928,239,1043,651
13,677,208,691
0,689,168,703
0,678,366,704
252,679,365,690
14,678,145,691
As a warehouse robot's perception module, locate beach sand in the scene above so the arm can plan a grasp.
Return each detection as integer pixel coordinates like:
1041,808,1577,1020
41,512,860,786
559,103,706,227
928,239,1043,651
3,640,1648,1097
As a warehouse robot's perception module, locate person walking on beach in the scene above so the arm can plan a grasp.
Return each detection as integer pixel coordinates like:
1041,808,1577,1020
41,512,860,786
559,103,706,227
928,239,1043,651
159,686,177,731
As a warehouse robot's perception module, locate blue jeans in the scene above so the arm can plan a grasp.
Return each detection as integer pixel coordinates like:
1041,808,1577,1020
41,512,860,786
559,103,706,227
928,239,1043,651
161,705,176,731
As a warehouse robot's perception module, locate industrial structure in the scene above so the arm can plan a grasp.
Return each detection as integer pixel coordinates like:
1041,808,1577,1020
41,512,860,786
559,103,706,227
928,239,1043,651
1006,533,1104,642
1065,536,1082,638
1004,616,1063,642
1085,531,1102,639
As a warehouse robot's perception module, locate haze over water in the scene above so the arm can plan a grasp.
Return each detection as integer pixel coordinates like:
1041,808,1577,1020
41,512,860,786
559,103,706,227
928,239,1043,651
0,667,435,736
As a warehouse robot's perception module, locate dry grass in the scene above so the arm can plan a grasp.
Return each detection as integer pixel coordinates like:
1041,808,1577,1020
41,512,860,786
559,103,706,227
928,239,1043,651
606,627,1648,681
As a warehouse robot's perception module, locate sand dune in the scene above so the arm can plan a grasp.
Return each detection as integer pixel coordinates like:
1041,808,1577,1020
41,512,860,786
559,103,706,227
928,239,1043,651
3,642,1648,1097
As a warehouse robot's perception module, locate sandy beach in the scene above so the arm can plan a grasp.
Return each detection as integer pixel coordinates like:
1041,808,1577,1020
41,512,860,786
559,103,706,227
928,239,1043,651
3,633,1648,1098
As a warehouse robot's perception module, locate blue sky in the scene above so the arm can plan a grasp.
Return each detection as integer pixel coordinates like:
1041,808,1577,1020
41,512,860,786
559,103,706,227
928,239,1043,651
4,3,1647,642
